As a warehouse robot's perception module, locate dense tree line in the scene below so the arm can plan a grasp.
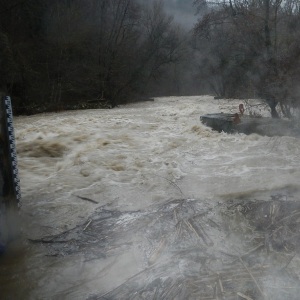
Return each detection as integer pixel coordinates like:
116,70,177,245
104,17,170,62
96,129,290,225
1,0,300,117
0,0,194,114
193,0,300,118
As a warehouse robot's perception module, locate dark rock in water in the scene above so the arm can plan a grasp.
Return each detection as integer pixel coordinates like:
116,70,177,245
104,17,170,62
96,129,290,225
200,113,237,133
200,113,300,137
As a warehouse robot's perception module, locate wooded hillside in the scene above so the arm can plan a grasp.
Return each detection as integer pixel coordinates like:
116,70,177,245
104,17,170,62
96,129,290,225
1,0,300,117
193,0,300,118
0,0,192,114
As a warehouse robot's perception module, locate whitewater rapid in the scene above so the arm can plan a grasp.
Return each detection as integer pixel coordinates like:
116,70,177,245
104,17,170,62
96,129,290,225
15,96,300,211
3,95,300,299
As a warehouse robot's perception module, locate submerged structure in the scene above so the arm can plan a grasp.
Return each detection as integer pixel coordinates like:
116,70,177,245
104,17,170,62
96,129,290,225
200,104,300,137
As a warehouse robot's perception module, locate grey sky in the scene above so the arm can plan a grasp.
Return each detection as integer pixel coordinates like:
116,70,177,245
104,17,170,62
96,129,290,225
139,0,198,28
163,0,198,28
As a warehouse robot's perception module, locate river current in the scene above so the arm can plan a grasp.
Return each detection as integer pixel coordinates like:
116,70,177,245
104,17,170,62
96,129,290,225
1,96,300,299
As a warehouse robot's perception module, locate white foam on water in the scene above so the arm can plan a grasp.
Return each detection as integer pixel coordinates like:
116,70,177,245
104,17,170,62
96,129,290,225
13,95,300,230
8,95,300,298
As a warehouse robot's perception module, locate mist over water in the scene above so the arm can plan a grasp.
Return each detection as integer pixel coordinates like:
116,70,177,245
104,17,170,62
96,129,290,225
1,96,300,299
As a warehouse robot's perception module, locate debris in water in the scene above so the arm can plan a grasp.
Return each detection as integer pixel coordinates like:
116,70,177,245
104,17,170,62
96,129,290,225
29,194,300,299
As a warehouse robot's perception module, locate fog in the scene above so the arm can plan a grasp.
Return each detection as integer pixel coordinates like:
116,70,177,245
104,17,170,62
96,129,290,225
139,0,198,28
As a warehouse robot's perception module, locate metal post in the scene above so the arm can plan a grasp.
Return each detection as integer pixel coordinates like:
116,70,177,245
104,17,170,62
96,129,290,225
0,95,21,253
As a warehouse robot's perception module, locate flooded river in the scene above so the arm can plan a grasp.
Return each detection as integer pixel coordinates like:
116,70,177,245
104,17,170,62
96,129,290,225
1,96,300,299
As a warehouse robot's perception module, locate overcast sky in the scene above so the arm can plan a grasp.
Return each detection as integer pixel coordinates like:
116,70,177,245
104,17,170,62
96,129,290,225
139,0,198,28
163,0,198,28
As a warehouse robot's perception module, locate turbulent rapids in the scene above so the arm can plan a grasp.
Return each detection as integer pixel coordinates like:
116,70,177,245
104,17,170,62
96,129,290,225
1,96,300,299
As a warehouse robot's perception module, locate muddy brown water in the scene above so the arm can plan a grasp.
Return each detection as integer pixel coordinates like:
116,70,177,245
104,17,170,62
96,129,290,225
2,97,300,299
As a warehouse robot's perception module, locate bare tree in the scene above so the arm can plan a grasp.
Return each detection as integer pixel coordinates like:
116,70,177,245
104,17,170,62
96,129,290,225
0,0,190,113
193,0,300,118
97,0,184,106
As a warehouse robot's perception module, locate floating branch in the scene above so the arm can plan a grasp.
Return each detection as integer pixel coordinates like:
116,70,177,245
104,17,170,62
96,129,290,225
74,195,99,204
